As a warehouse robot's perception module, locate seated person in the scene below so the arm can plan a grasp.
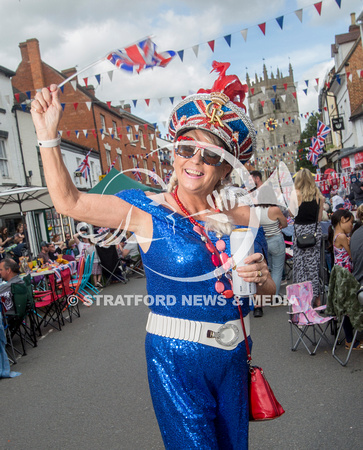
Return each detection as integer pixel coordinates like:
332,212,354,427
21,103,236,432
6,234,27,264
0,258,24,313
47,243,59,262
63,239,79,258
120,233,140,260
37,241,51,264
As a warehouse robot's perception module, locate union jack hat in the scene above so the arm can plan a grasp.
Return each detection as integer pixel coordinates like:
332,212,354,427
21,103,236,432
168,62,256,164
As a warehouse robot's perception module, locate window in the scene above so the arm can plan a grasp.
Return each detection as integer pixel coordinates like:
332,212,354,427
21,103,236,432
258,103,263,115
143,159,150,184
149,133,154,151
100,114,107,133
106,150,111,167
128,126,134,143
275,98,281,110
112,121,118,139
90,161,96,183
132,156,137,168
0,140,9,178
118,154,123,172
74,157,82,186
140,132,145,148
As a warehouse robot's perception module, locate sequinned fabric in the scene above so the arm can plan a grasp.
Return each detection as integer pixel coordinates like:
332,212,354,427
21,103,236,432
115,189,267,449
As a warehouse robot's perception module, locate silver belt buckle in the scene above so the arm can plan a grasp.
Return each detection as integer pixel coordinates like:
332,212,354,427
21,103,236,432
207,323,240,347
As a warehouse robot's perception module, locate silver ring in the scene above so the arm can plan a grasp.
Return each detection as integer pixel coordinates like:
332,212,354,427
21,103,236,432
257,253,264,263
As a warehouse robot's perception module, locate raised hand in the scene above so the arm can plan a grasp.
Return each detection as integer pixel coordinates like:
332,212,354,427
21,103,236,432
31,84,63,141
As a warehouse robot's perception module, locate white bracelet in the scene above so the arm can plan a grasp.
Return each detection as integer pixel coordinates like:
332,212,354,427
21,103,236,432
38,136,61,148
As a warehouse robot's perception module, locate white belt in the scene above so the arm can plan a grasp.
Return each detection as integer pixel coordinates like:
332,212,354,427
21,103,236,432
146,312,250,351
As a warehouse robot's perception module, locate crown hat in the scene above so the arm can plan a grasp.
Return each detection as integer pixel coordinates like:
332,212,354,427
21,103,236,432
168,61,256,164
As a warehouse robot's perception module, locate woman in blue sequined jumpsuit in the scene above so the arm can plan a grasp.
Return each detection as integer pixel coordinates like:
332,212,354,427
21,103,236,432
31,66,276,449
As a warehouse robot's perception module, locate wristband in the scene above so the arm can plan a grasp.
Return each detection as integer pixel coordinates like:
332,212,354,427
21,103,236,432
38,136,61,148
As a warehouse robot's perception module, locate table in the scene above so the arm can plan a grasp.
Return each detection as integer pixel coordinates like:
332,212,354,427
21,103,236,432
28,261,77,282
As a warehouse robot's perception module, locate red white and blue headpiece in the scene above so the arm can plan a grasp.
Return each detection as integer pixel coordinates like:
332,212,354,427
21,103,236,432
168,61,256,164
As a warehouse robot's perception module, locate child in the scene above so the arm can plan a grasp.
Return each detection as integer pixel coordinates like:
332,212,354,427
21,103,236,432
328,209,361,350
328,210,354,272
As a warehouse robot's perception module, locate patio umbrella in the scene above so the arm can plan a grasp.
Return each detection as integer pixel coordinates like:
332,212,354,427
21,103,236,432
0,186,53,216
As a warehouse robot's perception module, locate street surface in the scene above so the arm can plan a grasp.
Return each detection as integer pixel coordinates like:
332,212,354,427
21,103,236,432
1,278,362,449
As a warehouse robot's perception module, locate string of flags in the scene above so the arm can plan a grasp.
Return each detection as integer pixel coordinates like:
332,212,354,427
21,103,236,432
314,168,363,193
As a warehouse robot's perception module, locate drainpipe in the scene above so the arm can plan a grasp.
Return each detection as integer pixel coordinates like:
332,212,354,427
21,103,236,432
13,107,29,186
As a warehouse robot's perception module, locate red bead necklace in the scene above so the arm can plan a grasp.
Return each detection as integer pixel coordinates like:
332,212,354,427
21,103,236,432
172,186,233,298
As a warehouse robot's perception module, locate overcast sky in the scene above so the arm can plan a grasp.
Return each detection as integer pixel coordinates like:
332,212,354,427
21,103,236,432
1,0,363,135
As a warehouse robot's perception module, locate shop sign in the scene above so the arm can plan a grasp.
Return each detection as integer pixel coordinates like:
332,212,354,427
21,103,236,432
341,157,350,169
354,152,363,165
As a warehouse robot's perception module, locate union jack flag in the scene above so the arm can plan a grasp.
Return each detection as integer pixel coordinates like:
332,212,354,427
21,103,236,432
106,157,117,174
307,150,319,166
132,163,142,182
315,169,321,185
317,120,331,141
107,37,176,73
164,170,173,184
344,198,353,211
75,150,91,180
150,166,158,185
341,175,348,189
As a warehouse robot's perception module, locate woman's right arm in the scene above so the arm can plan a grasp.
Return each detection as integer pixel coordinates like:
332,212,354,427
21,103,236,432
31,85,150,235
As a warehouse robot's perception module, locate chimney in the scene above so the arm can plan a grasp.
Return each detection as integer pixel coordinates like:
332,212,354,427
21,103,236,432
123,103,131,113
351,12,356,25
19,38,46,89
85,85,95,97
61,67,77,78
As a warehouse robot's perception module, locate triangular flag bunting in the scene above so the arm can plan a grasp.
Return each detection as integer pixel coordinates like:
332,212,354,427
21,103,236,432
275,16,284,30
132,100,137,107
60,86,64,93
335,0,341,7
107,71,113,82
83,77,88,87
258,23,266,35
208,40,215,52
314,2,322,15
83,130,88,138
294,9,303,22
85,102,92,110
177,50,184,62
224,35,231,47
170,97,174,104
95,74,101,85
250,88,255,95
145,99,150,106
292,92,297,99
303,89,308,96
26,91,31,99
61,103,66,111
14,93,20,103
240,29,248,42
73,103,78,111
70,80,77,91
107,101,112,108
192,45,199,57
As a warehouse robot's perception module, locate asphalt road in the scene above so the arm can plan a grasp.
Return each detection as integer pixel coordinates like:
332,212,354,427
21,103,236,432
1,278,362,450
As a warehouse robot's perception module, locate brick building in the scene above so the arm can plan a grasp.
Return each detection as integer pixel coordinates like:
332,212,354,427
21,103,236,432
11,38,169,187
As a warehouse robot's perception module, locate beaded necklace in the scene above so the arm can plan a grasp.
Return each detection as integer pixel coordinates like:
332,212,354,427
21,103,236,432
172,185,234,298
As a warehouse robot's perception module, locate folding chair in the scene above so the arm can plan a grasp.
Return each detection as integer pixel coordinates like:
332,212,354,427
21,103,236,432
326,265,363,366
59,266,80,322
122,253,145,278
3,283,29,361
96,245,127,286
21,274,39,347
286,281,335,355
34,273,63,331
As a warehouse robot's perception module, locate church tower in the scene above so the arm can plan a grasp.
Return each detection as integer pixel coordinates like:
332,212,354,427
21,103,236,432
246,63,301,176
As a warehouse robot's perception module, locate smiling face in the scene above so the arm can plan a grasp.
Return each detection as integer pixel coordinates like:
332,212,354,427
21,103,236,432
173,129,231,196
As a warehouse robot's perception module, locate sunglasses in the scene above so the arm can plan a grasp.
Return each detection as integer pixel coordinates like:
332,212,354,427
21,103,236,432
174,136,225,166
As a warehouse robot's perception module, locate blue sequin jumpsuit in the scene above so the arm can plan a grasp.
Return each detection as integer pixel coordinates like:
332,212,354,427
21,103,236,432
116,190,267,450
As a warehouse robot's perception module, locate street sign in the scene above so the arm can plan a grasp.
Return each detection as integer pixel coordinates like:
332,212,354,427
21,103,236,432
332,117,344,131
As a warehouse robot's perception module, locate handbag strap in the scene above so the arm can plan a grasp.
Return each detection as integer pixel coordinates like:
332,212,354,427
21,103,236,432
313,198,321,234
237,303,252,364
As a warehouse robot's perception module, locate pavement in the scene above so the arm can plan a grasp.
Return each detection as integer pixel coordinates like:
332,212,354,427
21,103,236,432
1,277,362,450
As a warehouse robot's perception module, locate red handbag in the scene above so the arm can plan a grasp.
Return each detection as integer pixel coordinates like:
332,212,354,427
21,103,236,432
238,305,285,421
